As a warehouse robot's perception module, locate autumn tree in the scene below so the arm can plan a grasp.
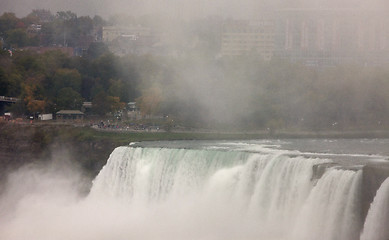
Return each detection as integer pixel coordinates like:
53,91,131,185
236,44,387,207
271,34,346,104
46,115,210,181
23,83,46,114
107,96,125,113
92,91,124,116
136,87,162,118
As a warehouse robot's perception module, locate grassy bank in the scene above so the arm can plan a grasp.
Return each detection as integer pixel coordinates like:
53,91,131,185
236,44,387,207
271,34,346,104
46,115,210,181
74,127,389,144
71,128,270,144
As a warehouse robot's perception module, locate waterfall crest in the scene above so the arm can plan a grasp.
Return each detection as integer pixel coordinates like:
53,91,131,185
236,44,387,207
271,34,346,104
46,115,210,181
89,146,363,240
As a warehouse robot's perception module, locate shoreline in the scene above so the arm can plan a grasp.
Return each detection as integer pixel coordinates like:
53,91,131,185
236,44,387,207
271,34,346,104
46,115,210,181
1,122,389,213
89,125,389,141
1,121,389,179
5,120,389,141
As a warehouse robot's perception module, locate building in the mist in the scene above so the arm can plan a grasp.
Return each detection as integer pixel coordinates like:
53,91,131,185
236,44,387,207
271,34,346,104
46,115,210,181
102,26,152,42
274,9,389,65
220,19,275,60
27,24,42,34
81,102,92,114
127,102,141,120
102,26,159,55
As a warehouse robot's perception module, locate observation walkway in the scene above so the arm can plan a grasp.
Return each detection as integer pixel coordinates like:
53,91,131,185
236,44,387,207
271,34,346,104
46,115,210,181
0,96,20,103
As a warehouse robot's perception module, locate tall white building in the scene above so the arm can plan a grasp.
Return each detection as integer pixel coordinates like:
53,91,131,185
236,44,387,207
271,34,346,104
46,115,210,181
275,9,389,65
221,19,275,60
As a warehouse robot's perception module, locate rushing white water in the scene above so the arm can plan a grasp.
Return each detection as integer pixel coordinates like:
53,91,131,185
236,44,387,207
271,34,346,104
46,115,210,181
291,169,362,240
89,146,363,240
361,177,389,240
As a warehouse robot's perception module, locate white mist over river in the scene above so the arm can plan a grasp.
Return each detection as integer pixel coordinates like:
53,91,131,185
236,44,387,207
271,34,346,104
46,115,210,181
1,139,389,240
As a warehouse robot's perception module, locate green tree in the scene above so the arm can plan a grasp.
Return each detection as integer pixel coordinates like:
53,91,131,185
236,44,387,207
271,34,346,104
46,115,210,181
53,68,81,93
92,15,105,26
14,52,43,73
0,12,19,36
6,72,23,97
0,66,21,97
27,9,54,23
91,53,119,88
92,91,110,116
6,28,29,47
87,42,109,59
56,87,83,110
0,68,8,95
40,50,70,76
77,16,94,34
56,11,77,21
108,79,130,102
80,76,96,100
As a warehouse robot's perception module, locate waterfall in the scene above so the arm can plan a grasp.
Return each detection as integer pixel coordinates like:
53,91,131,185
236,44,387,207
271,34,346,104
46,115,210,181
291,169,362,240
89,146,363,240
361,177,389,240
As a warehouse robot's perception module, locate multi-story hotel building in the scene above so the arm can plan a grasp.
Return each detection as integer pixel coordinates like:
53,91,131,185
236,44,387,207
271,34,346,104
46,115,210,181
275,9,389,65
102,26,158,55
220,9,389,65
221,19,275,60
102,26,152,42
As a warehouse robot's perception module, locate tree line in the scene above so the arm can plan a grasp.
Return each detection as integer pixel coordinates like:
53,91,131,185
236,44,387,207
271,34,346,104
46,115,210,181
2,44,389,131
0,10,105,49
1,11,389,131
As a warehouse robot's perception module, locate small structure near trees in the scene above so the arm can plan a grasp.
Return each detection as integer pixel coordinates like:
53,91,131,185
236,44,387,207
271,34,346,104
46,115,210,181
56,110,84,120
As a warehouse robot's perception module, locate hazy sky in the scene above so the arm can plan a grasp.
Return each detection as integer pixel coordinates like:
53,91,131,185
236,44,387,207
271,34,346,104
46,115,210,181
1,0,388,19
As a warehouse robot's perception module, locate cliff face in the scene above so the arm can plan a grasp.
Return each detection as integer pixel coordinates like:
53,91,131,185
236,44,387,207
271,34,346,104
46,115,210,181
0,123,42,172
0,123,120,184
362,163,389,221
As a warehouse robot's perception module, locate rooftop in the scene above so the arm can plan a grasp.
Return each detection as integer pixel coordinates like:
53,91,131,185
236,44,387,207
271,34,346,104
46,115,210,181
56,110,84,115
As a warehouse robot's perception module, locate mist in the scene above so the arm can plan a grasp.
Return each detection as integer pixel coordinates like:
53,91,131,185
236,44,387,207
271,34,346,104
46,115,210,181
2,0,389,236
0,149,275,240
0,142,369,240
2,0,389,130
2,0,389,19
